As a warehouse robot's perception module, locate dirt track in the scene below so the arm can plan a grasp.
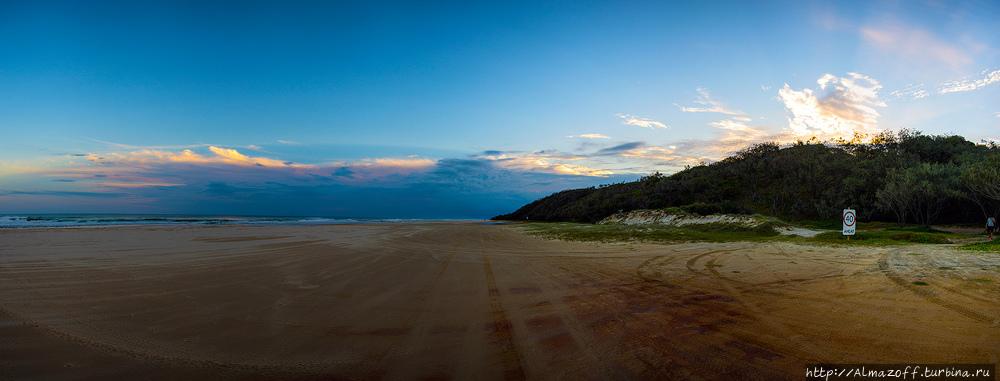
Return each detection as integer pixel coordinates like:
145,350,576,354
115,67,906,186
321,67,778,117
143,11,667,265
1,222,998,379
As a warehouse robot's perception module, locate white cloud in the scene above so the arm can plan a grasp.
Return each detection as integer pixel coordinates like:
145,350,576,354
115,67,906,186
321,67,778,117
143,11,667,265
480,151,612,177
615,113,668,129
58,146,441,189
709,119,753,132
937,69,1000,94
568,134,611,139
674,87,744,115
779,73,886,139
884,69,999,101
886,84,930,101
618,146,684,162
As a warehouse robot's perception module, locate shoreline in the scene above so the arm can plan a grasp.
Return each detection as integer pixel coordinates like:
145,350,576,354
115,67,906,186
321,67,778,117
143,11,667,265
0,213,477,229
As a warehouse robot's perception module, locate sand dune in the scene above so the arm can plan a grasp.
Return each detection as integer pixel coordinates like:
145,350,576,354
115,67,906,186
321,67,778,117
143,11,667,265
1,222,998,379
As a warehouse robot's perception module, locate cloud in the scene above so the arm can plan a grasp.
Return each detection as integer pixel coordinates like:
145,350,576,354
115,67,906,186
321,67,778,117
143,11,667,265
96,182,185,188
886,84,931,101
568,134,611,139
87,139,210,150
617,146,684,162
0,190,126,199
615,113,668,129
21,146,442,194
82,146,310,169
938,69,1000,93
332,167,355,178
480,150,612,177
3,143,648,217
884,69,999,101
709,119,754,132
597,142,645,155
779,73,885,139
861,24,974,72
674,88,744,115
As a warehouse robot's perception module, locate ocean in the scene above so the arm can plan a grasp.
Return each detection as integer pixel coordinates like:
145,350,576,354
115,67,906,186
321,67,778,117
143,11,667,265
0,214,439,228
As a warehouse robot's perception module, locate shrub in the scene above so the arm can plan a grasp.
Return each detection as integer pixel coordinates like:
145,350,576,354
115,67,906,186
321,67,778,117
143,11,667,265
681,202,724,216
753,221,780,236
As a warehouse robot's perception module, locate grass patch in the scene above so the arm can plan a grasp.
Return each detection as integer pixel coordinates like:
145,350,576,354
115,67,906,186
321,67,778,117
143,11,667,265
516,221,783,243
705,264,723,268
515,221,958,246
799,220,921,230
912,281,929,286
938,266,954,270
961,239,1000,252
797,220,841,230
970,278,994,283
808,227,956,245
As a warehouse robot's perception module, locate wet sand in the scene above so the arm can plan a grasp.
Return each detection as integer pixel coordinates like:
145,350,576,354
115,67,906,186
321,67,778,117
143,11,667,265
1,222,998,380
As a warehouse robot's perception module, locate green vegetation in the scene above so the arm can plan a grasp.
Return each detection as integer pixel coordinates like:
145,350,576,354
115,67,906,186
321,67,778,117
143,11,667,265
516,222,783,243
912,281,929,286
809,227,955,245
961,239,1000,252
515,221,963,245
494,130,1000,227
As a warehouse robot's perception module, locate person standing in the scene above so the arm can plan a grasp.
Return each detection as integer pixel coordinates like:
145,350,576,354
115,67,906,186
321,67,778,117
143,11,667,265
988,216,997,239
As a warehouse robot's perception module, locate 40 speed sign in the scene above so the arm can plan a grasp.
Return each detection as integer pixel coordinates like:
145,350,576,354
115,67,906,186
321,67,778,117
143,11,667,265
843,209,856,236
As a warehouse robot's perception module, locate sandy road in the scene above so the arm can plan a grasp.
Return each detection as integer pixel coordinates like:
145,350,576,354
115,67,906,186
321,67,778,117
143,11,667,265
0,222,998,380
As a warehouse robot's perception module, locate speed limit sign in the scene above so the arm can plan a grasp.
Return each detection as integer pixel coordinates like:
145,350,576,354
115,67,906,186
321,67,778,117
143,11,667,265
843,209,856,236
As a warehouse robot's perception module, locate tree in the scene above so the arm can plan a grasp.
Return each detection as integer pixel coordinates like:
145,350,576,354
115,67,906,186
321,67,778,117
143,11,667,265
960,153,1000,218
877,168,916,227
907,163,961,226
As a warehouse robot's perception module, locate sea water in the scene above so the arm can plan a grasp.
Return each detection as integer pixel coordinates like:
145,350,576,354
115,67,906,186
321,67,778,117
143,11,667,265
0,214,437,228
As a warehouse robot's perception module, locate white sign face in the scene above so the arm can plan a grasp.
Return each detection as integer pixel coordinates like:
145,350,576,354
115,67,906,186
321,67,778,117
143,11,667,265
843,209,856,235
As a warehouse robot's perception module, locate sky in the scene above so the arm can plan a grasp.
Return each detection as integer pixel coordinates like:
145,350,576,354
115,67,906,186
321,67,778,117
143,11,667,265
1,0,999,219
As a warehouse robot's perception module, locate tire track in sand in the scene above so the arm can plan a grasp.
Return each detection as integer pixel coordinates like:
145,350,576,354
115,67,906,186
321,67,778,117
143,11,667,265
878,248,997,325
480,232,528,381
697,251,834,363
363,231,471,378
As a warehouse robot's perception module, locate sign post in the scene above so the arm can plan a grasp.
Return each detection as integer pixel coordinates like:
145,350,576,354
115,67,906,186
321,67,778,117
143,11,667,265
843,209,856,239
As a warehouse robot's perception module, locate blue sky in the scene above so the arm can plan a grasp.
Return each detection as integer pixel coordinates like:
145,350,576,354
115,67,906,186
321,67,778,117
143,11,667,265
1,0,998,218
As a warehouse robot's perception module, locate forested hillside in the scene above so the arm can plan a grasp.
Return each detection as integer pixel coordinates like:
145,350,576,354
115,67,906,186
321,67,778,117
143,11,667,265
493,130,1000,226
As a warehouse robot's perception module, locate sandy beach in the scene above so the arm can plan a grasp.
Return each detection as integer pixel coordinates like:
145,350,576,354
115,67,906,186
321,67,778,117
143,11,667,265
1,222,998,380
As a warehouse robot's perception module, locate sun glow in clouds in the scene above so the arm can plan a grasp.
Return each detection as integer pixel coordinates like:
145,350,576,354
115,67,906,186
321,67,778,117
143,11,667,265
481,152,612,177
779,73,885,139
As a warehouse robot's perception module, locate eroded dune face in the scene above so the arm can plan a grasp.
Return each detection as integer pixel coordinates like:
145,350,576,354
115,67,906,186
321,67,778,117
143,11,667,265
1,223,998,380
599,210,826,237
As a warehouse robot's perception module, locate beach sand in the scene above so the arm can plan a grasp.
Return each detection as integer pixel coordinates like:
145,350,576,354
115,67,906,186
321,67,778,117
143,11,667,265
1,222,998,380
